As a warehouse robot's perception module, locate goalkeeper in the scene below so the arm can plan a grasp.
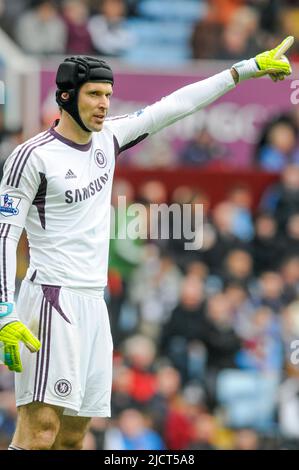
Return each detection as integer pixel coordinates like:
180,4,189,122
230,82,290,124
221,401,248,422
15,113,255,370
0,36,293,450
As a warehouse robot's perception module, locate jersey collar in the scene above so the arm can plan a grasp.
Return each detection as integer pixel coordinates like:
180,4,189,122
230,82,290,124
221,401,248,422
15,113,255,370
49,120,92,152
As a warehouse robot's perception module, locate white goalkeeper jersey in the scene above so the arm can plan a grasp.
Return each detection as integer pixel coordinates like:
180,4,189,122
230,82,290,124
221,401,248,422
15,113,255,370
0,70,235,298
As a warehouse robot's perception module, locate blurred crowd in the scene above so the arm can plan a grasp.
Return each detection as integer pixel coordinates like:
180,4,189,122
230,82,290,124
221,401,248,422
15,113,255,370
0,0,298,64
104,166,299,450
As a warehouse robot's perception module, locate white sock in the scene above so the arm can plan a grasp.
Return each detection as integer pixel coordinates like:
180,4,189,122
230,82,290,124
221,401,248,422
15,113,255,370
8,444,26,450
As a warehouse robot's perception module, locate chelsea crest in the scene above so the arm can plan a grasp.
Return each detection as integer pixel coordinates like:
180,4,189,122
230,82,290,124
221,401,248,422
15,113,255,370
94,149,107,168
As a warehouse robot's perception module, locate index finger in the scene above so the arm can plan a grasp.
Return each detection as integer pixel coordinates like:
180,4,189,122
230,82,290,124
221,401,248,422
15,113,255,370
274,36,294,59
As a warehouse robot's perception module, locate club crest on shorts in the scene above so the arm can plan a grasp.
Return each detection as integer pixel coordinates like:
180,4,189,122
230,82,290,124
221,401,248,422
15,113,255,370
0,194,21,217
54,379,72,397
94,149,107,168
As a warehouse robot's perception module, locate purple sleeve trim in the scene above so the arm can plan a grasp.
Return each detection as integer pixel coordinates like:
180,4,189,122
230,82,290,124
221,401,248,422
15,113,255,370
0,223,11,302
32,172,47,230
113,135,120,159
119,133,149,155
30,270,37,282
7,132,50,186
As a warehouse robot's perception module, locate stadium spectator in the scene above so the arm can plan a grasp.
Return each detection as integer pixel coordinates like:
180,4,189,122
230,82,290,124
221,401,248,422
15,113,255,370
253,271,286,314
160,276,206,384
129,251,182,340
188,413,218,450
252,212,284,275
257,121,299,171
179,128,228,167
206,0,244,26
260,165,299,232
203,201,241,275
280,256,299,303
149,365,197,450
236,306,283,372
222,249,254,289
15,0,67,55
121,335,158,405
62,0,93,54
111,363,135,416
105,408,165,450
233,428,260,450
224,281,251,325
200,292,242,405
226,184,254,242
284,213,299,258
87,417,106,450
88,0,135,57
218,6,260,60
191,19,222,60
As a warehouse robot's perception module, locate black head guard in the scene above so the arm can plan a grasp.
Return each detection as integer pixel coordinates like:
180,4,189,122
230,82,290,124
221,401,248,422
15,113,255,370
56,56,114,132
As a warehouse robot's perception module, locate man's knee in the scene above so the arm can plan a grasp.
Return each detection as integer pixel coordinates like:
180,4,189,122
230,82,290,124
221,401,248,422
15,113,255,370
31,425,59,450
52,416,90,450
56,430,86,450
27,432,56,450
14,403,62,450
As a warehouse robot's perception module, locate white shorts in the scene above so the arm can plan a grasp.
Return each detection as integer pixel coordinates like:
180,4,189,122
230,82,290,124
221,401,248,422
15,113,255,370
15,280,113,417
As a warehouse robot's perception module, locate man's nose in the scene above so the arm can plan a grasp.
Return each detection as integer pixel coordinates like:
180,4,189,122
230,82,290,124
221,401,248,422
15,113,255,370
98,96,109,109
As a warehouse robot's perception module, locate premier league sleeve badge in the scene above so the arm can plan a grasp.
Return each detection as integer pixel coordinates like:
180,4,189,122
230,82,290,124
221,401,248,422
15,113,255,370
0,194,21,217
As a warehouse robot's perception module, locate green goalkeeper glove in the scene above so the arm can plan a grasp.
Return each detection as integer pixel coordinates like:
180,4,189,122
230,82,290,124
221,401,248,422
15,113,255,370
0,302,41,373
232,36,294,83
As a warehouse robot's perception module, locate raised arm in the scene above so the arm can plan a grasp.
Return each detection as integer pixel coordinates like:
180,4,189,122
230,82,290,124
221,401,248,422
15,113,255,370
106,69,236,154
106,36,293,155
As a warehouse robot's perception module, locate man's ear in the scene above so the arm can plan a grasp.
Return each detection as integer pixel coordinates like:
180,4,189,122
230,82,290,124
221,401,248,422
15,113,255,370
61,92,70,101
